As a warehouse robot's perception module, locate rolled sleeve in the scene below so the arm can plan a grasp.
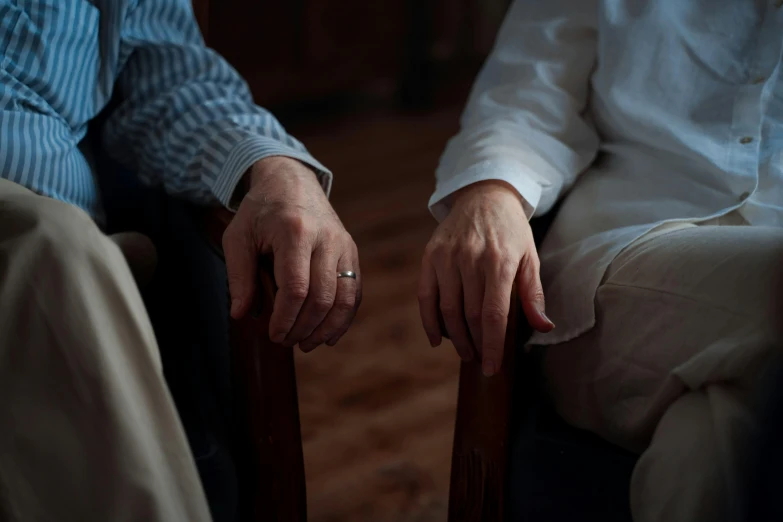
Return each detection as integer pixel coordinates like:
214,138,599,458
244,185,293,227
430,0,600,222
428,159,543,222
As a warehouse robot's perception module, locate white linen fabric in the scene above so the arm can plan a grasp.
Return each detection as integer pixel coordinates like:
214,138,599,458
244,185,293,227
430,0,783,345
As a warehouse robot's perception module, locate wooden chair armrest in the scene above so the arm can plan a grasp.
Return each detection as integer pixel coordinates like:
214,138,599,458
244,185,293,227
448,290,527,522
203,208,307,522
448,211,556,521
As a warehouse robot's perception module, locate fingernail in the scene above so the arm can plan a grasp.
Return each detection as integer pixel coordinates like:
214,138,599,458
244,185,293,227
269,331,285,344
326,337,338,346
231,299,241,316
536,304,555,328
482,360,496,377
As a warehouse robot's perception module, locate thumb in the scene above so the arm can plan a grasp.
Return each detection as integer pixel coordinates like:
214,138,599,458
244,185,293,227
222,225,257,319
516,252,555,333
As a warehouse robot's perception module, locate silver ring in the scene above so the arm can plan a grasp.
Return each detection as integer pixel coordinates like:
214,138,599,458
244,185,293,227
337,271,357,280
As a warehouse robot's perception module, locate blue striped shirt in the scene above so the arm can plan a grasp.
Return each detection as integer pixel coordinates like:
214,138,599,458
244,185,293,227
0,0,331,221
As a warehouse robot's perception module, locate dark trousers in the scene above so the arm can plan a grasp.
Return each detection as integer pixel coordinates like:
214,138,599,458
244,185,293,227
99,160,239,522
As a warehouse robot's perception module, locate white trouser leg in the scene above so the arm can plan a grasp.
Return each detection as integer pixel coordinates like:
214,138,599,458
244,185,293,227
543,223,783,522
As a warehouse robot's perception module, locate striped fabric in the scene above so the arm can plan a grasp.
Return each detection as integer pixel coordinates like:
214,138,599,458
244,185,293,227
0,0,331,222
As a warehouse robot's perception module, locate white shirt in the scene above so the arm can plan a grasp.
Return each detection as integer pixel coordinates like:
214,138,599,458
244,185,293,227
430,0,783,345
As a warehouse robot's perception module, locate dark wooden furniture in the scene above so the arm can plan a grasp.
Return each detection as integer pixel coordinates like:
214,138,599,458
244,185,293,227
190,6,307,517
447,215,637,522
446,212,553,522
203,210,307,522
448,295,524,521
97,137,306,522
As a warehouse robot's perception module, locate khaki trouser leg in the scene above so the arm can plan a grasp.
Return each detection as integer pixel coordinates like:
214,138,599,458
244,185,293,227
0,179,212,521
543,222,783,522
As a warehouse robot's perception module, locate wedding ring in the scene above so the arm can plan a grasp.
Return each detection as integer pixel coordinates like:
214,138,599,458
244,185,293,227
337,271,357,280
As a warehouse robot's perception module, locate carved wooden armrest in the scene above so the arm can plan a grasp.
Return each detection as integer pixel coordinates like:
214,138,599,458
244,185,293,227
448,290,527,522
448,209,556,521
203,208,307,522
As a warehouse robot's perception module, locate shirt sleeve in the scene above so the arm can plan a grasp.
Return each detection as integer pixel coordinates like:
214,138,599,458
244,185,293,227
102,0,331,209
430,0,600,221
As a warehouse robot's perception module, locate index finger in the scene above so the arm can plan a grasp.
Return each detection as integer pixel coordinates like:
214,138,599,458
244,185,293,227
417,258,442,347
222,225,257,320
269,243,312,344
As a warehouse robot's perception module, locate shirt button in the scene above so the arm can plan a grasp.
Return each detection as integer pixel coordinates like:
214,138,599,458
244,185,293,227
739,191,751,201
739,136,754,144
752,76,767,84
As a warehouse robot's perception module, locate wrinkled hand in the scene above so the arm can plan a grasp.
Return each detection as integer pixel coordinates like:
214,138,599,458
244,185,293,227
222,156,361,352
418,181,554,377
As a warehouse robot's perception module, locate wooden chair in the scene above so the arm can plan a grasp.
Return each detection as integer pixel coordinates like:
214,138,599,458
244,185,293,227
203,210,307,522
189,1,307,516
447,293,526,521
446,209,552,521
94,148,305,522
446,215,637,522
446,213,552,522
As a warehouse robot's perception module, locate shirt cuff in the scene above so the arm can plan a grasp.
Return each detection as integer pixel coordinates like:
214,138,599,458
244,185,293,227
206,131,332,210
428,159,543,222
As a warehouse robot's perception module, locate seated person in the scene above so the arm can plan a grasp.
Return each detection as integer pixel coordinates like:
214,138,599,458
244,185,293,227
0,1,361,520
419,1,783,520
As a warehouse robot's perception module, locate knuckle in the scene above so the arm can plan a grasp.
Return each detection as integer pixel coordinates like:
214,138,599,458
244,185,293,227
335,292,356,312
521,252,541,274
428,239,453,262
423,244,441,264
464,306,482,324
283,213,311,238
316,230,334,247
499,257,519,277
324,227,343,243
422,241,435,259
439,302,461,320
312,292,335,312
480,246,503,265
482,304,508,323
282,280,309,301
488,256,517,283
531,287,546,304
226,273,246,289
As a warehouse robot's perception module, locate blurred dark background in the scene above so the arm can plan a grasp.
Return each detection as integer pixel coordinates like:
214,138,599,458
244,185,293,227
197,0,509,111
192,1,510,521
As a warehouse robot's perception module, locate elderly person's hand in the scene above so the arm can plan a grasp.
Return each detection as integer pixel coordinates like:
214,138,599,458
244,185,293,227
222,156,361,352
418,180,554,376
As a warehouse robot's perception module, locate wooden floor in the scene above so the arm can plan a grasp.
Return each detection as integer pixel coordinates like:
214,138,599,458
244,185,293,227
285,104,465,522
